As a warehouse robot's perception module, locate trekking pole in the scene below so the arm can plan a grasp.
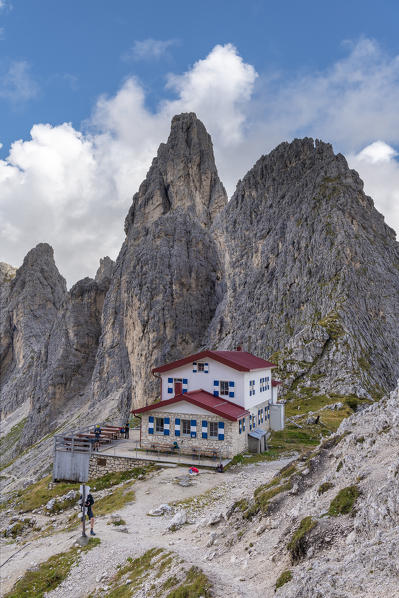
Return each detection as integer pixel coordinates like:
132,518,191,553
82,483,87,539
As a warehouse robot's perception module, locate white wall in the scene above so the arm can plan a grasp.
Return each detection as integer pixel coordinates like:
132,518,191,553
160,359,244,403
270,403,285,431
159,359,274,412
243,370,272,409
160,401,217,415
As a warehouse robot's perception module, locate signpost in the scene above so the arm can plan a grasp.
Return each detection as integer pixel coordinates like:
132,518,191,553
78,484,90,546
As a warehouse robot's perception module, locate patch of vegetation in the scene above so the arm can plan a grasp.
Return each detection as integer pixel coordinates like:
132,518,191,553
287,516,317,562
95,485,135,517
336,461,343,472
230,498,249,513
4,538,100,597
111,518,126,526
162,575,180,591
166,566,212,598
318,482,334,495
275,569,292,590
318,311,344,340
355,436,365,444
90,466,153,491
327,486,359,517
245,481,291,519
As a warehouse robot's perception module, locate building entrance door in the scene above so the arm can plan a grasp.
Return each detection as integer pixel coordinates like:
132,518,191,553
174,379,183,395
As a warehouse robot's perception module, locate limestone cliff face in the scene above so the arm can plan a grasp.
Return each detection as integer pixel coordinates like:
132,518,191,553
207,138,399,399
18,257,114,449
0,244,67,418
91,113,227,414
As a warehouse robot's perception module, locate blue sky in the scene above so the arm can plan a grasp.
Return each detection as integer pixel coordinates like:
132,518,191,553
1,0,398,284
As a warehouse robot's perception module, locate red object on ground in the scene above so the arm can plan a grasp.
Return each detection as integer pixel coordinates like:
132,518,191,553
190,467,199,474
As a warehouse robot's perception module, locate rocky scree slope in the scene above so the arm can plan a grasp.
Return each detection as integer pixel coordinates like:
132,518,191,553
1,113,399,463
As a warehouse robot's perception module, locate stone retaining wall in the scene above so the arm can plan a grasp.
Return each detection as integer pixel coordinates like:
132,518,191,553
88,454,146,478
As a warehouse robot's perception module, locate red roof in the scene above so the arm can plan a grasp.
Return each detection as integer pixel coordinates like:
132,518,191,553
152,350,276,374
132,389,249,422
272,380,282,387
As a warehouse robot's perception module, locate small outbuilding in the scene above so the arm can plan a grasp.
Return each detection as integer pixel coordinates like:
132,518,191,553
248,428,269,453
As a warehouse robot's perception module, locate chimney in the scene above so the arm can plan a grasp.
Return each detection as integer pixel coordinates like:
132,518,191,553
235,346,242,351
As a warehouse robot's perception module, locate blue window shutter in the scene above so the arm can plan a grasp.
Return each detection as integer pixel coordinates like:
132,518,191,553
243,418,246,431
183,378,188,384
164,417,170,436
239,419,242,434
214,380,219,386
148,415,154,434
168,377,173,383
229,381,235,387
175,417,180,436
213,391,219,397
191,419,197,438
218,421,224,441
229,391,235,398
168,388,173,394
204,362,209,373
202,420,208,439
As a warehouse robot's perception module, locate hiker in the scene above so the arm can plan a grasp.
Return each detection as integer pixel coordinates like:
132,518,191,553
125,421,130,439
94,425,101,451
84,492,96,536
216,463,224,473
119,425,125,438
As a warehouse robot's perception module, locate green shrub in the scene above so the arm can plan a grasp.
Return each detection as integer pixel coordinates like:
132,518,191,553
336,461,343,472
328,486,359,516
287,516,317,562
318,482,334,495
275,569,292,589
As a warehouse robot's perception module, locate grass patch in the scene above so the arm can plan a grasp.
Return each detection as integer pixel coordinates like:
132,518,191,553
94,485,135,517
166,566,212,598
318,482,334,495
4,537,100,597
10,466,151,513
287,516,316,562
327,486,359,517
336,461,343,472
245,481,291,520
275,569,292,589
318,310,345,340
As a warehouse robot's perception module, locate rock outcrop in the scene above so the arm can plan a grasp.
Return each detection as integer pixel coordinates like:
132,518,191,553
207,138,399,399
0,244,67,418
19,258,114,449
91,113,227,414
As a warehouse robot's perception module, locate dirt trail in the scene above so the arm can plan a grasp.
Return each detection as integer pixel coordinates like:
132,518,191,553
1,457,292,597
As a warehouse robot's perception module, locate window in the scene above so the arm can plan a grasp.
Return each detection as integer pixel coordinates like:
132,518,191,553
209,422,218,438
155,418,164,433
220,381,229,395
197,362,205,372
182,419,191,435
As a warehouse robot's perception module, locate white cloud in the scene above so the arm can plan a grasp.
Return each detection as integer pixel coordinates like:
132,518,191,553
124,38,178,61
0,61,39,102
348,142,399,235
0,40,398,287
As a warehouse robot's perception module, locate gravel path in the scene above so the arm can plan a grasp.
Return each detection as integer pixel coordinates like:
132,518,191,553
1,457,293,597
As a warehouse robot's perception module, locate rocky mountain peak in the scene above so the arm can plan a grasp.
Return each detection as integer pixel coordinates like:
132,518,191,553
124,112,227,234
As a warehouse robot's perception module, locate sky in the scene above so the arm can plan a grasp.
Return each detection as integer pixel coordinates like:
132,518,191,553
0,0,398,286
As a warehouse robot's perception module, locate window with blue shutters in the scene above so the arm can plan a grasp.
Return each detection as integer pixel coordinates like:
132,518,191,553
209,421,218,438
155,417,164,434
148,415,154,434
218,421,224,440
190,419,197,438
174,418,180,436
164,417,170,436
202,420,208,439
249,379,256,396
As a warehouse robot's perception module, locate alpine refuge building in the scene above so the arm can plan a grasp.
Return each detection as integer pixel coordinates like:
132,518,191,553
132,348,285,460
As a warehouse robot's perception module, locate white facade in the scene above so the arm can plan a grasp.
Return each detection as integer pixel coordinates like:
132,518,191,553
158,358,273,410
